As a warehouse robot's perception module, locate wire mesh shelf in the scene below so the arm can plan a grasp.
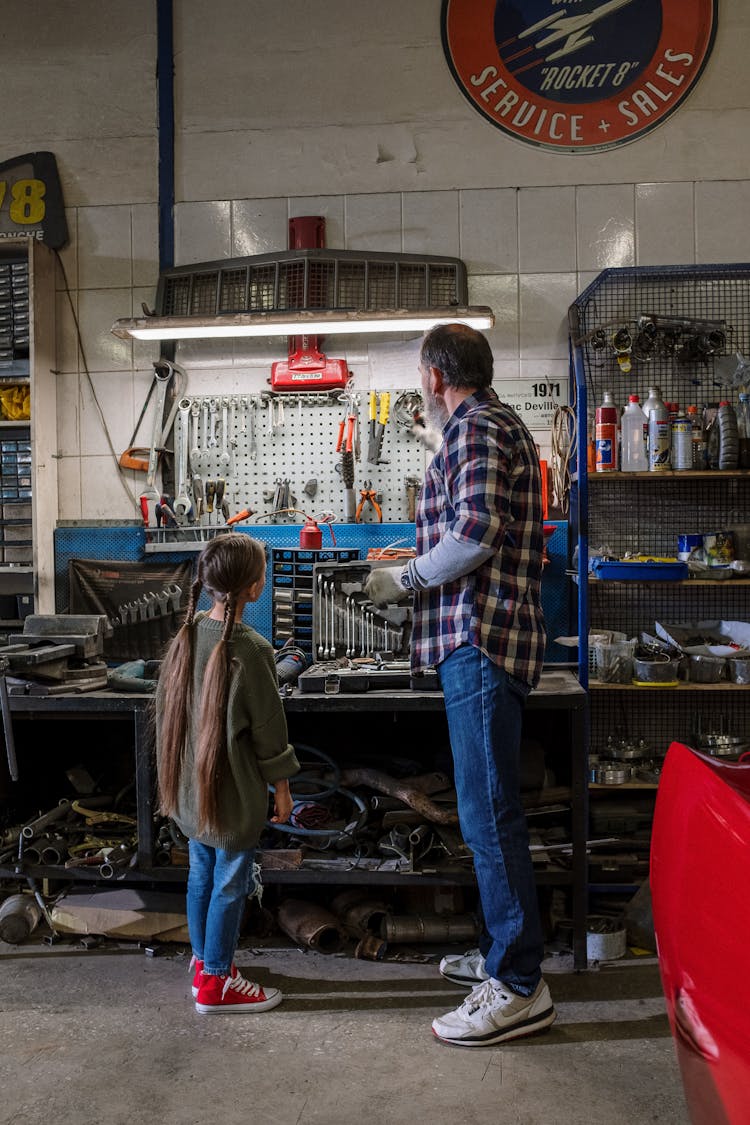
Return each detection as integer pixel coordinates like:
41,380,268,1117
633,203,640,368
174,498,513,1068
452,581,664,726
570,264,750,762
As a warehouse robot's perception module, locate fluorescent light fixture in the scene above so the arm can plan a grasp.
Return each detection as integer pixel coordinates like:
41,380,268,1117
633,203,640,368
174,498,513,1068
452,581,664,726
111,306,495,342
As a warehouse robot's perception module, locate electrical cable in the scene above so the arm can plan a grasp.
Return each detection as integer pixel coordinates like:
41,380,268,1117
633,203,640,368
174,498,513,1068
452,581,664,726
550,404,577,516
53,248,140,513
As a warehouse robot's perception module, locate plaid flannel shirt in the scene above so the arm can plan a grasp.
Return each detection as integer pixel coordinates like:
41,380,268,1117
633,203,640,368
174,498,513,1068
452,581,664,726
410,387,546,687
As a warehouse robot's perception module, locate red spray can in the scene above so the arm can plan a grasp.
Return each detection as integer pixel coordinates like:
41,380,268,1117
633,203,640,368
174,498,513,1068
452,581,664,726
595,391,618,472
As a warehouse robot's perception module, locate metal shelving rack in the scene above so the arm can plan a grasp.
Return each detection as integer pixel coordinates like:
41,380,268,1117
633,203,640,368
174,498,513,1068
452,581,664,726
569,263,750,892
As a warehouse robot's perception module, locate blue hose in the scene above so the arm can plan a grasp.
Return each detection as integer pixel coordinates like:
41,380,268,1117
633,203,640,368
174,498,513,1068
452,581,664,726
266,743,365,838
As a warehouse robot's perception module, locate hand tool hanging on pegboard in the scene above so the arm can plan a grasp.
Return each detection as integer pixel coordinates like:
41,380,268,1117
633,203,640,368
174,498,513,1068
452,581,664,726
367,391,390,465
270,217,351,393
120,359,186,522
335,381,359,521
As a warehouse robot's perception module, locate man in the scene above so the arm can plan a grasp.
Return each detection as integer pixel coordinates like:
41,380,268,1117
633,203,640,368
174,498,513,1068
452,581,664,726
364,323,555,1048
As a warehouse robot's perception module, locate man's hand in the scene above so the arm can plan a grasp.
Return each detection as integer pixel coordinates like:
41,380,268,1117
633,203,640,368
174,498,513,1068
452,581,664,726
364,565,410,609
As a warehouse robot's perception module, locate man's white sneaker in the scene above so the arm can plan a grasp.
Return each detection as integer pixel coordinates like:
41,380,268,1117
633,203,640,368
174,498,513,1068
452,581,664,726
438,948,489,987
432,978,556,1047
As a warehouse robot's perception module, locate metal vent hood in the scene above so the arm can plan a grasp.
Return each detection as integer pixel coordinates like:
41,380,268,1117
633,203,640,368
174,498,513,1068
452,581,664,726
111,248,494,341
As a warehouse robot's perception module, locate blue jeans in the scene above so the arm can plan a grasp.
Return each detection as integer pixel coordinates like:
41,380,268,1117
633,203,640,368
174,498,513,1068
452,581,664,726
187,840,257,975
437,645,544,995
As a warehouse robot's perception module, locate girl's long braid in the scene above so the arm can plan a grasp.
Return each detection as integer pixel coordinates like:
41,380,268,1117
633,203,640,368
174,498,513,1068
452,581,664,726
196,588,239,831
156,576,203,817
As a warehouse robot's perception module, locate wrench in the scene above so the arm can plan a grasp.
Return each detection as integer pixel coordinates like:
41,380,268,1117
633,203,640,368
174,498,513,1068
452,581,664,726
201,401,211,466
165,583,182,613
317,574,325,658
208,398,219,446
173,398,192,521
330,581,338,659
144,367,173,499
219,397,231,469
189,400,201,474
248,397,257,459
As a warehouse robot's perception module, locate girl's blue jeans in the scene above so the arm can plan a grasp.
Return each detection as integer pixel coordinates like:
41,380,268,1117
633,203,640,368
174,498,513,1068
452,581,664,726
437,644,544,996
187,839,257,975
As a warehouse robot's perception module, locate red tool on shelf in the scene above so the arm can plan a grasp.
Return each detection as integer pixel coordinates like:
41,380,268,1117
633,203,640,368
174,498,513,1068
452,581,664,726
270,216,351,393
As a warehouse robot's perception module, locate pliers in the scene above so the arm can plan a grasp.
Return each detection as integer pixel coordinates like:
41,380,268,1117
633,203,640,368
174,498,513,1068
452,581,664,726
355,480,382,523
367,391,390,465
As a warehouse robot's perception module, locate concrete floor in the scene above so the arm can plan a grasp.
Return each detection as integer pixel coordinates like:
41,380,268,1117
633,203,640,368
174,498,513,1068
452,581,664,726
1,939,688,1125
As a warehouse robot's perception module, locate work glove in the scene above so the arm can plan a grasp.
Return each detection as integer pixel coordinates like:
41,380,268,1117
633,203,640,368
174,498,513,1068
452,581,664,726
364,565,410,609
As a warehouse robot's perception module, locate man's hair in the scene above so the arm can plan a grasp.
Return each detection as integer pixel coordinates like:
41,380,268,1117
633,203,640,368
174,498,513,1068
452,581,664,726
420,323,494,391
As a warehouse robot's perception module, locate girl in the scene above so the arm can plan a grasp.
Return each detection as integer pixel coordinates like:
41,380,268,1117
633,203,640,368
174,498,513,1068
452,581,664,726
155,532,299,1014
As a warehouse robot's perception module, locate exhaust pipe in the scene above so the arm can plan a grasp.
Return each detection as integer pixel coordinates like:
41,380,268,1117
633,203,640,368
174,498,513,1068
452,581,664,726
276,899,345,954
380,913,479,944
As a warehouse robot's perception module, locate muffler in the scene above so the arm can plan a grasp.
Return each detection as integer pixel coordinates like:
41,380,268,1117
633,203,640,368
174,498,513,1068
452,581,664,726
276,898,346,953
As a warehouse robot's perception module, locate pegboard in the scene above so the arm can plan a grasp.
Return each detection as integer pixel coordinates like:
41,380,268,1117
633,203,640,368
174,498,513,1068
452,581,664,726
171,390,427,526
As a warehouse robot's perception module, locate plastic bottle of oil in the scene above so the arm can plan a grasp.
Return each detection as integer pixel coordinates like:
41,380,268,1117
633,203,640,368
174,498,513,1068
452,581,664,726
645,387,671,471
620,395,648,471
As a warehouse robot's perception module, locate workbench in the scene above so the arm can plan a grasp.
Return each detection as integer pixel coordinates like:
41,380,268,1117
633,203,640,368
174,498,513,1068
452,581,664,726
0,669,587,968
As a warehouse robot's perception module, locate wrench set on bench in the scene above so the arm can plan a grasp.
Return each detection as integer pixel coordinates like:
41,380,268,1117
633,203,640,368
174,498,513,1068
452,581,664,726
296,561,441,693
313,563,408,662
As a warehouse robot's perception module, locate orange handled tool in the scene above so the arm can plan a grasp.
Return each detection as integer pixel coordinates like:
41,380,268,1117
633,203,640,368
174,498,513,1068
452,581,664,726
227,508,254,526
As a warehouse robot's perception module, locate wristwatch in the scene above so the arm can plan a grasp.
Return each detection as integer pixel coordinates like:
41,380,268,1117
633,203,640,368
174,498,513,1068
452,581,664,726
400,566,414,591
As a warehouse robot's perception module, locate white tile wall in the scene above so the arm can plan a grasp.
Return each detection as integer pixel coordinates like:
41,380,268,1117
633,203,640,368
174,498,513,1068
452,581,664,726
402,192,460,258
345,194,403,252
635,183,695,266
77,289,133,372
131,205,160,287
519,188,576,274
17,0,748,524
53,175,750,521
231,199,289,257
174,202,232,264
78,206,132,289
520,274,578,361
695,181,750,264
576,186,636,272
460,189,518,275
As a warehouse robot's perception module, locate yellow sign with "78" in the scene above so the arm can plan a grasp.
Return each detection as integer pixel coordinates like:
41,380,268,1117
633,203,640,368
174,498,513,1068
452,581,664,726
0,151,68,249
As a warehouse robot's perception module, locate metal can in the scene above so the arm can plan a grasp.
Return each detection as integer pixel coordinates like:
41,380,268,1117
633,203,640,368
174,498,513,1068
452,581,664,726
648,414,671,471
671,418,693,471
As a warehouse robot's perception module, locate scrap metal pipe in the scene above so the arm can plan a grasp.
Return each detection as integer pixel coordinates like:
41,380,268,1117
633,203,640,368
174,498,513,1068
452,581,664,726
277,898,345,954
340,768,459,825
21,800,72,840
40,837,68,865
380,913,479,944
331,890,388,939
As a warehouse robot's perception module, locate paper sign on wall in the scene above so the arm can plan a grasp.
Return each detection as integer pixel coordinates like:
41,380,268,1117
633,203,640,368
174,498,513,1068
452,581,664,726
494,377,566,429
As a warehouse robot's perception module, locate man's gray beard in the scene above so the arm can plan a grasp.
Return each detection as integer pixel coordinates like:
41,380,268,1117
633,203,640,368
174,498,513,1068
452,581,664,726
423,389,450,431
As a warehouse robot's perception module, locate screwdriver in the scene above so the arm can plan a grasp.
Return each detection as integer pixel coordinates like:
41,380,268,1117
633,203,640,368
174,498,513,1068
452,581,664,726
205,480,216,520
192,475,204,520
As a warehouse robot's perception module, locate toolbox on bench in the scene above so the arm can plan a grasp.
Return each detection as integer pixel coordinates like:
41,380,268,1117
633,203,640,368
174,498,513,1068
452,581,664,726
297,559,440,693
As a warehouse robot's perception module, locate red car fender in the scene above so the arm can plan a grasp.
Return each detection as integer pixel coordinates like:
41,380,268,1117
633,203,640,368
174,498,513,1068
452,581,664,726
651,741,750,1124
